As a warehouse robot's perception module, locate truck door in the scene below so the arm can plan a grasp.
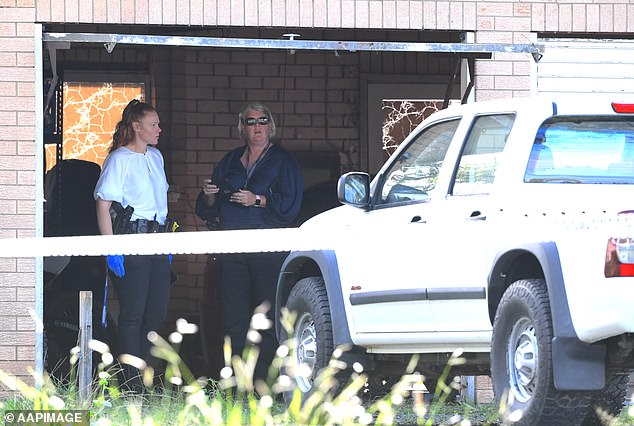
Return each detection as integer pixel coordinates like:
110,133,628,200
347,118,461,336
426,113,516,333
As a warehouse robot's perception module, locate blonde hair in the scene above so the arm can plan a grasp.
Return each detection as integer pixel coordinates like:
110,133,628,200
237,102,277,140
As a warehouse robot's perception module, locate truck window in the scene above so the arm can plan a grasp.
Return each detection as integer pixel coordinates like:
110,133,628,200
524,117,634,184
452,113,515,196
378,119,460,205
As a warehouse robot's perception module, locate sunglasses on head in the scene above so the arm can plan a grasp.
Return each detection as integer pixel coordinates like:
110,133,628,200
244,116,270,126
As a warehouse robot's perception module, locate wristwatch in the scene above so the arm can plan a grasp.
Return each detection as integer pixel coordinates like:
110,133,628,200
254,195,261,207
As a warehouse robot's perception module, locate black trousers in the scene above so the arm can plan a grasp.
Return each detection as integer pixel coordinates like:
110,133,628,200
112,254,172,390
218,251,287,382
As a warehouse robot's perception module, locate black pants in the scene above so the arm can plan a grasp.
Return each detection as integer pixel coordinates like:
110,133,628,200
112,254,172,390
219,251,287,382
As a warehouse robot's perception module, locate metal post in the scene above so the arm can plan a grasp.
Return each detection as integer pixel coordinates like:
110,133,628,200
78,291,92,404
459,375,475,403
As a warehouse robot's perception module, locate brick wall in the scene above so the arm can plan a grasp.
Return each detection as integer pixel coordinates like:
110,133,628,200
2,0,634,390
46,28,454,342
163,32,454,327
0,3,38,387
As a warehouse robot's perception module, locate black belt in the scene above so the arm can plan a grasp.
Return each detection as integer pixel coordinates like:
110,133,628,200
127,219,168,234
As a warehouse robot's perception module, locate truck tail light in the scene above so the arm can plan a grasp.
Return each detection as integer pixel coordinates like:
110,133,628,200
611,103,634,113
605,237,634,277
605,210,634,277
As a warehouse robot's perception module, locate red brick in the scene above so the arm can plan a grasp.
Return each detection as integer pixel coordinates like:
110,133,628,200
478,2,513,17
448,1,462,30
0,199,16,213
15,259,33,272
16,22,35,37
35,0,51,21
16,81,35,97
0,127,35,140
0,67,35,83
558,3,572,32
16,172,35,186
0,23,16,37
352,0,367,28
16,346,34,360
0,177,17,193
0,37,33,52
0,7,35,22
93,0,107,23
614,5,627,32
16,287,34,302
0,184,34,200
0,111,18,125
107,0,122,23
163,0,177,24
436,1,450,30
495,16,530,32
0,347,16,361
0,213,34,228
531,3,545,32
600,4,614,32
16,52,33,66
78,0,92,21
545,4,558,31
0,259,16,273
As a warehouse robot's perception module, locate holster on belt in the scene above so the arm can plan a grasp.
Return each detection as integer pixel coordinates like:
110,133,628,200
109,202,134,235
128,218,179,234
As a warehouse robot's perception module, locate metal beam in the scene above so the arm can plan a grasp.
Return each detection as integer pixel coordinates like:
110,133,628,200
43,32,542,56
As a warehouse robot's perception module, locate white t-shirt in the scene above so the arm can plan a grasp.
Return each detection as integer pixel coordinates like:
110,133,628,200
94,146,169,223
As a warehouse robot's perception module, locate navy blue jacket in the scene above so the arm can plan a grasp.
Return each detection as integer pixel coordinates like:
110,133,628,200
196,144,303,230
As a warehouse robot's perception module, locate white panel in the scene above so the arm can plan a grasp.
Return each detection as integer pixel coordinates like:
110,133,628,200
538,63,634,79
537,39,634,96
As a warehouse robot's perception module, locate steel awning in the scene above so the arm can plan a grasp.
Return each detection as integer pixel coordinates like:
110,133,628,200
43,32,543,58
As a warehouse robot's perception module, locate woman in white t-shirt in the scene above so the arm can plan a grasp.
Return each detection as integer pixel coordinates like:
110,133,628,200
94,99,172,394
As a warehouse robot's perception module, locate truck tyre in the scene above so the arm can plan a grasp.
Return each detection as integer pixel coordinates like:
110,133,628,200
491,279,591,425
280,276,336,404
581,372,629,426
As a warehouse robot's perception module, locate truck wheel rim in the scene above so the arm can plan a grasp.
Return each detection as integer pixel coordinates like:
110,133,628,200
294,312,317,393
508,317,538,403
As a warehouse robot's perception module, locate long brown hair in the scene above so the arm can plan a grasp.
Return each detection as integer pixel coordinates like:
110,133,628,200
109,99,157,153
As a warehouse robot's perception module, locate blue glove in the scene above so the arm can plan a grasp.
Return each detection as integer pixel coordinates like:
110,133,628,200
107,255,125,278
168,254,173,264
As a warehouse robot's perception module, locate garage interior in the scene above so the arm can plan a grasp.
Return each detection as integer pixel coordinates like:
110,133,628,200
40,23,490,378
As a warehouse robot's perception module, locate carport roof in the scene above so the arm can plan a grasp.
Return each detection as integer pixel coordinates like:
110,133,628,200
43,32,543,59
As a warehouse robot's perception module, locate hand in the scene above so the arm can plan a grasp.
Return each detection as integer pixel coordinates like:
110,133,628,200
230,189,254,206
202,179,220,196
107,254,125,278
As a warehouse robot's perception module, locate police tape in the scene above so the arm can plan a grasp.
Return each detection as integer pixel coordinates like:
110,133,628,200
0,228,335,258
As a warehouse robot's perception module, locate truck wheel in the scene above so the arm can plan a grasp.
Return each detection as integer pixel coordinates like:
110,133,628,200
491,279,590,425
280,276,335,403
581,372,629,426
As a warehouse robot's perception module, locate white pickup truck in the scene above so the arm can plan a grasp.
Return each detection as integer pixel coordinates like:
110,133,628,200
275,96,634,425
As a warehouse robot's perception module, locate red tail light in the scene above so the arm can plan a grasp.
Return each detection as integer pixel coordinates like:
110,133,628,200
605,237,634,277
611,103,634,114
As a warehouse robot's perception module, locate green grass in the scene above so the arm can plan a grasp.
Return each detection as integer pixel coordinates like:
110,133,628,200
1,315,633,425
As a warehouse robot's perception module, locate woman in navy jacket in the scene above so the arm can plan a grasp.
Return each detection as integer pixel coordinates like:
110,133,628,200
196,102,302,383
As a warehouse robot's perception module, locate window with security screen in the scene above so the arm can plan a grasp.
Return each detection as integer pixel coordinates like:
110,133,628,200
45,79,147,172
